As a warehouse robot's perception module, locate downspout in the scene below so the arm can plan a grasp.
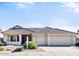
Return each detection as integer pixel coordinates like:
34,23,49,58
45,33,48,46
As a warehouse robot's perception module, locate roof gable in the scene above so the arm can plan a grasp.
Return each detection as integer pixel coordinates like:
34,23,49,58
10,25,23,29
4,25,34,34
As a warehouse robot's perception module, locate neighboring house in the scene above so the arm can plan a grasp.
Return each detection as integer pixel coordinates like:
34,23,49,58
0,29,3,41
3,25,78,46
0,33,3,41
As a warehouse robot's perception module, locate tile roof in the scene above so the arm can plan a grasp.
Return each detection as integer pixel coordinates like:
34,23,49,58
4,25,77,34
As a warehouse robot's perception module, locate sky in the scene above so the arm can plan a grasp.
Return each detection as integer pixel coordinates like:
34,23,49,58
0,2,79,32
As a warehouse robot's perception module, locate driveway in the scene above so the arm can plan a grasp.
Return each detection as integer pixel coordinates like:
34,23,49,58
0,46,79,56
40,46,79,56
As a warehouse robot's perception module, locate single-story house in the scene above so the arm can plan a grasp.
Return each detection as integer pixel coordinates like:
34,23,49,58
3,25,78,46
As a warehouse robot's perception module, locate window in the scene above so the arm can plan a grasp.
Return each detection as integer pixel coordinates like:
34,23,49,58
10,35,16,41
10,35,19,42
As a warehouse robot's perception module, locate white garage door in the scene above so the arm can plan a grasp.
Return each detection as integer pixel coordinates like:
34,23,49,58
35,34,46,46
50,35,73,45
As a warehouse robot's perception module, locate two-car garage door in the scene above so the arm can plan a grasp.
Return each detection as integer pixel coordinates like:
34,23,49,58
35,34,73,46
50,35,73,46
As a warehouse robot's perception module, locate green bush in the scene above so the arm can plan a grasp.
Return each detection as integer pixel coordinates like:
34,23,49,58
23,41,38,49
0,41,5,46
1,40,6,46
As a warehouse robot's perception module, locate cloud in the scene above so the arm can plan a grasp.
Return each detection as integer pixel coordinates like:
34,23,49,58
26,23,44,28
51,17,78,32
62,2,79,14
16,2,34,8
53,18,69,26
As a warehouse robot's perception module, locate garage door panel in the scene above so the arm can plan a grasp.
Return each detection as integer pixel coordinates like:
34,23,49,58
51,35,72,45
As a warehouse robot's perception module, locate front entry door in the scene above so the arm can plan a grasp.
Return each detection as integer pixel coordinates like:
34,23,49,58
21,35,32,45
22,35,27,45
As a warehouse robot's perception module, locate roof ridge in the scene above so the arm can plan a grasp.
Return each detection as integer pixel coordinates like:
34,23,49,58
45,27,53,29
23,28,34,32
11,25,23,29
34,27,53,33
34,28,44,33
54,28,77,34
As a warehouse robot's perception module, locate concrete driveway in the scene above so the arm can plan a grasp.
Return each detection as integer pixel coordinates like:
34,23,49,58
40,46,79,56
0,46,79,56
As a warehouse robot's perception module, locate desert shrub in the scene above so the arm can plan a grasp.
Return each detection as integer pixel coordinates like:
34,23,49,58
0,41,5,46
23,41,38,49
0,48,4,51
1,40,6,46
28,41,38,49
6,48,11,51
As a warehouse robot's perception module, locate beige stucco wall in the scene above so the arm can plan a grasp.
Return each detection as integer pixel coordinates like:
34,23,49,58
34,34,47,46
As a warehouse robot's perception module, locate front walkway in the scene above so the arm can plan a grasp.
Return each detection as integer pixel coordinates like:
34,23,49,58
0,46,79,56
